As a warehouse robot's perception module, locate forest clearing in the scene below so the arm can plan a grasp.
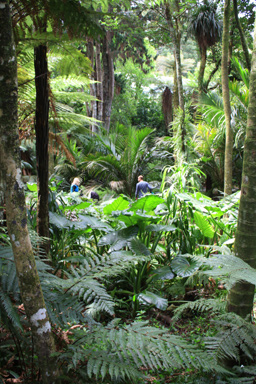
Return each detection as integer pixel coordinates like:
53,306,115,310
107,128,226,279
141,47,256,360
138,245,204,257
1,0,256,383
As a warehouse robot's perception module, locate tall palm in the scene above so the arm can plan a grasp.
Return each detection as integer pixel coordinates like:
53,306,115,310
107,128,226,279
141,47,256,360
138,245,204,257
84,127,155,196
188,0,222,92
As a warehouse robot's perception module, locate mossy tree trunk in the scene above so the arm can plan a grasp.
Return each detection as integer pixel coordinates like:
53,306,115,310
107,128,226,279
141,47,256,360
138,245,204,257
222,0,233,196
102,30,114,134
0,2,57,382
227,17,256,319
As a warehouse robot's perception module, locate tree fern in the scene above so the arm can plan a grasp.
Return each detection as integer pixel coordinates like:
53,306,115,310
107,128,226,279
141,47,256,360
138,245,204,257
59,319,223,383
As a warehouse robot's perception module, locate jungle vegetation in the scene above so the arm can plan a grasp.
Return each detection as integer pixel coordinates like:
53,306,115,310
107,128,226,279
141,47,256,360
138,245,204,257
1,0,256,383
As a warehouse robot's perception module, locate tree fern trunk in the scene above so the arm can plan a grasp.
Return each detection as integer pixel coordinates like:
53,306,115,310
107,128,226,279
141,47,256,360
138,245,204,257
34,40,50,254
222,0,233,196
0,3,57,382
198,46,207,93
227,17,256,318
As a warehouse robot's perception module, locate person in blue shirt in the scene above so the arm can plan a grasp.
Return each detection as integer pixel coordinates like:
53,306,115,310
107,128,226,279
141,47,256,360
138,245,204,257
135,175,153,199
70,177,81,193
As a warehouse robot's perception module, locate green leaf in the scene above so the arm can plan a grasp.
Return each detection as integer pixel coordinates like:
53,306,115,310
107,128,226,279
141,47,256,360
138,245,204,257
128,238,151,256
171,255,200,277
150,266,174,281
75,214,113,232
145,224,176,232
64,201,91,211
27,182,37,192
98,226,138,251
129,195,165,212
118,212,159,226
49,212,72,229
193,211,214,238
138,291,168,310
103,196,130,215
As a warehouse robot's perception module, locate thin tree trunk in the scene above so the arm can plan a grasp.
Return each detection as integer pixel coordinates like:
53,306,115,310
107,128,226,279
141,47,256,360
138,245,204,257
95,40,103,122
233,0,251,71
0,3,57,382
162,87,173,135
205,58,221,91
102,31,114,133
165,0,185,152
222,0,233,196
87,37,98,133
227,17,256,318
34,41,50,253
173,60,179,117
198,46,207,93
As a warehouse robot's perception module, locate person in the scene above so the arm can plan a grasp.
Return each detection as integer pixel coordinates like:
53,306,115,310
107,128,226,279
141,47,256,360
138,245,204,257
135,175,153,199
90,191,100,201
70,177,81,193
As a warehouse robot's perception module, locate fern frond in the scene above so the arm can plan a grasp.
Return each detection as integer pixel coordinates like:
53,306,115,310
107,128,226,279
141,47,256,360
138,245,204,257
195,253,256,290
66,320,223,382
0,289,23,330
172,298,226,322
205,313,256,363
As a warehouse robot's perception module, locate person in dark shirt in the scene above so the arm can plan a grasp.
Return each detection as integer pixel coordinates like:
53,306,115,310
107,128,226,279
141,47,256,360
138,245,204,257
90,191,100,201
135,175,153,199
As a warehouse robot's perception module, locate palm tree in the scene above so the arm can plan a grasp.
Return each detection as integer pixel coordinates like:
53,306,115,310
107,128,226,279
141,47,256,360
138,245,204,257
188,0,222,93
227,17,256,318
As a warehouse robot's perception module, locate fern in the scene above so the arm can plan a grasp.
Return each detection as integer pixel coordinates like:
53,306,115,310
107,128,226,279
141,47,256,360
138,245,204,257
205,313,256,362
59,319,223,383
172,298,226,322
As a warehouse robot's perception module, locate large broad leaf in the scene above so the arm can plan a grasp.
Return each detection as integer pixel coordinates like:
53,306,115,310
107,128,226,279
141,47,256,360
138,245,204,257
150,266,174,282
129,195,165,212
145,224,176,233
49,212,72,229
171,255,200,277
98,225,138,251
103,196,130,215
193,211,214,238
138,291,168,310
128,238,151,256
74,215,113,232
118,212,159,226
63,201,91,211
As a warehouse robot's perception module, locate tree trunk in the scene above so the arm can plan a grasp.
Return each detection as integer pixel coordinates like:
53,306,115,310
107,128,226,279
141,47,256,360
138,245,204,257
227,17,256,318
173,60,179,117
198,46,207,93
0,3,57,382
233,0,251,71
102,31,114,133
222,0,233,196
165,0,185,151
87,37,98,133
162,87,173,135
34,41,50,253
95,40,103,123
